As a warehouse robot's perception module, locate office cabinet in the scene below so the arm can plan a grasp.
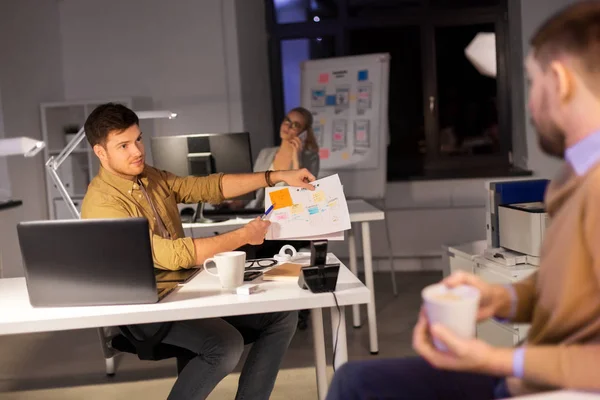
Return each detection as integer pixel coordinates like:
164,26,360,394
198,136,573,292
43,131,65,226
53,197,83,220
446,240,487,277
474,256,535,345
477,319,525,347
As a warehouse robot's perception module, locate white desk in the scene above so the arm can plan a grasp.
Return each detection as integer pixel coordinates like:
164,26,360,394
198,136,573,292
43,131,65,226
183,198,385,354
0,253,369,400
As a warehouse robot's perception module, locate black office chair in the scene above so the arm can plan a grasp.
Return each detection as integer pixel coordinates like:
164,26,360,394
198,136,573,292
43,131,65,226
109,324,261,376
110,333,195,375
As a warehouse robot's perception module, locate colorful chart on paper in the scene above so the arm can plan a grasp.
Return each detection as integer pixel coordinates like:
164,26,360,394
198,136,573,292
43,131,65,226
264,174,350,241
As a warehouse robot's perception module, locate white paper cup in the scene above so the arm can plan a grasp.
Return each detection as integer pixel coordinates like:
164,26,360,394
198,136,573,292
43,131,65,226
421,283,481,352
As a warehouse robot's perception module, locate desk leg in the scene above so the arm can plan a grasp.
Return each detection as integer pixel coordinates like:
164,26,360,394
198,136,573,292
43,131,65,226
348,225,361,328
361,222,379,354
330,305,348,370
311,308,328,400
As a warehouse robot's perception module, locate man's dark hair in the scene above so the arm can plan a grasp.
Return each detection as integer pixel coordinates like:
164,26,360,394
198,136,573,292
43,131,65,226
84,103,139,147
531,1,600,86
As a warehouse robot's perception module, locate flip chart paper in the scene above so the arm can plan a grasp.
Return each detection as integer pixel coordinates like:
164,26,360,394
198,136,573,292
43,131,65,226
264,174,351,240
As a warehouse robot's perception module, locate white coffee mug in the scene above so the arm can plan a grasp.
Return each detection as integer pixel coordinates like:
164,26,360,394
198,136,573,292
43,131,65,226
422,283,480,352
203,251,246,289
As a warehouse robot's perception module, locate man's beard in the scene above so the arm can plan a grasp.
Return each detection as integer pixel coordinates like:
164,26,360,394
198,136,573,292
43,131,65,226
532,117,566,159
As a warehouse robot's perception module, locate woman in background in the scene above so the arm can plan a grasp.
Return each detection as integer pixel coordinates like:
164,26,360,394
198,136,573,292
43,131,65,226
250,106,320,208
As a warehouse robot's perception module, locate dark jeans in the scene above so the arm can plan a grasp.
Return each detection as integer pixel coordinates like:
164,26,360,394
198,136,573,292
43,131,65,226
326,357,511,400
130,311,298,400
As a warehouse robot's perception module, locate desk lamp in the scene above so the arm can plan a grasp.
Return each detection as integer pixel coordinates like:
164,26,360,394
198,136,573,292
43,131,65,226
0,136,45,278
0,137,45,158
0,137,45,200
45,110,177,219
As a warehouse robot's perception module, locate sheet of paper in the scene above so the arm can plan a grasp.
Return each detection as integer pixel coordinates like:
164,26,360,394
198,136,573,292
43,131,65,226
292,230,345,241
264,174,351,240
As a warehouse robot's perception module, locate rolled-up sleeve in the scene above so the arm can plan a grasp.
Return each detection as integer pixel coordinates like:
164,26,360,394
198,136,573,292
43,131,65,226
150,235,196,271
161,170,225,205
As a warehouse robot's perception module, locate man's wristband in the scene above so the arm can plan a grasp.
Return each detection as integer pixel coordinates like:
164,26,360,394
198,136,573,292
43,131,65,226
265,170,275,187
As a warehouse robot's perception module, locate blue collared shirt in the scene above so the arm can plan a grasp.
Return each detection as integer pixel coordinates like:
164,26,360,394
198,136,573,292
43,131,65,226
565,130,600,176
507,130,600,380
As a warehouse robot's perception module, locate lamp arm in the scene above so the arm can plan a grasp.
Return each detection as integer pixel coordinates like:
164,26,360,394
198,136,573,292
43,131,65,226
45,156,81,219
52,127,87,169
45,127,87,219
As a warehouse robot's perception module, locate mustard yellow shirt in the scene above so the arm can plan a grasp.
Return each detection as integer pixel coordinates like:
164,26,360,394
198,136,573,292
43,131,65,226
81,165,224,270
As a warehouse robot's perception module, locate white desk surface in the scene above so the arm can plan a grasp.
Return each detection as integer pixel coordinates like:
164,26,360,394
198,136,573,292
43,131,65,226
181,199,384,230
0,254,369,336
512,391,600,399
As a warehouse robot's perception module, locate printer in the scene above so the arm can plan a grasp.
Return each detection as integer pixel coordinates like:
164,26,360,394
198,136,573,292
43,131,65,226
484,179,550,267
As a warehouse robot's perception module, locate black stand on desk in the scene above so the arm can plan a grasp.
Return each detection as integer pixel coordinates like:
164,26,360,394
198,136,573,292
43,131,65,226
192,202,228,224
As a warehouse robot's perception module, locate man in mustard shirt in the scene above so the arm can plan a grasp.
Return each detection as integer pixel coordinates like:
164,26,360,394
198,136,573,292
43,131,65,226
81,103,316,400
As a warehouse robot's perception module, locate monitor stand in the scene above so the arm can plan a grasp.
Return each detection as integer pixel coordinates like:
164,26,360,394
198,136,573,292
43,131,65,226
192,202,229,224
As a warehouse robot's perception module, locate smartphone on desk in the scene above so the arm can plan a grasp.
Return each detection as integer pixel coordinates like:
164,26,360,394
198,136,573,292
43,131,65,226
244,270,262,282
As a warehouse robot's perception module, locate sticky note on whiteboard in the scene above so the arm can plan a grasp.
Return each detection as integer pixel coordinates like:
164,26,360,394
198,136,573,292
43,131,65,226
358,70,369,81
269,188,294,209
319,73,329,84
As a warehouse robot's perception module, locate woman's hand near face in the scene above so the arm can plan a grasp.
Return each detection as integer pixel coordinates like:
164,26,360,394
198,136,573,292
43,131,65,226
289,137,302,170
273,141,294,170
288,136,303,153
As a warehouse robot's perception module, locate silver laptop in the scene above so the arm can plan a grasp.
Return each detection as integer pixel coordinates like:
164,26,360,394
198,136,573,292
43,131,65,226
17,218,177,307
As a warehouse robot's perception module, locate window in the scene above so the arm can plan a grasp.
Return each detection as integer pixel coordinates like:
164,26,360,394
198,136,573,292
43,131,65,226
280,37,336,112
433,24,501,159
349,26,425,178
267,0,515,180
273,0,338,24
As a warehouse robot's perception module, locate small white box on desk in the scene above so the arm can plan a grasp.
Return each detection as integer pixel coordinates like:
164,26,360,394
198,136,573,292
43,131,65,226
236,284,260,295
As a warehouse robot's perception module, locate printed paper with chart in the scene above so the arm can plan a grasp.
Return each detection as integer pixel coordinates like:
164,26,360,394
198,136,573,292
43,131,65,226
264,174,351,240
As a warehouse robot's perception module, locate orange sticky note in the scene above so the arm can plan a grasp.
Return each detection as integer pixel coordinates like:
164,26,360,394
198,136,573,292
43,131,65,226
269,188,294,210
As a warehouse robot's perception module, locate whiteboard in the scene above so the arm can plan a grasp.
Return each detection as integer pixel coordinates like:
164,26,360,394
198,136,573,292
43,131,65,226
301,53,390,199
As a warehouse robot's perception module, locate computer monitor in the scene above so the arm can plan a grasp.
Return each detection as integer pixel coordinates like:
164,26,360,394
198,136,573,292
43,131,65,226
151,132,255,222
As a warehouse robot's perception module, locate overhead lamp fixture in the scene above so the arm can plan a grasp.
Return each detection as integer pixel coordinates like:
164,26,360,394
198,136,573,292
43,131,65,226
465,32,497,78
136,111,178,120
0,137,45,158
45,110,178,219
